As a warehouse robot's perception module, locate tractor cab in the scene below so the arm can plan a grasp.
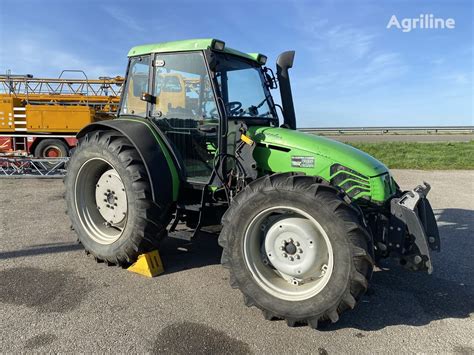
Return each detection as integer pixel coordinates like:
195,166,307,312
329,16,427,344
119,39,280,186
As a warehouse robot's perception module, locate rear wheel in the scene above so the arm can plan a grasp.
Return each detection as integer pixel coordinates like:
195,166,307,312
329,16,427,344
65,130,171,265
219,173,374,328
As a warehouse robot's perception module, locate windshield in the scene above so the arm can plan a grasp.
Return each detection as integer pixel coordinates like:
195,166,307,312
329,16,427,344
213,53,276,119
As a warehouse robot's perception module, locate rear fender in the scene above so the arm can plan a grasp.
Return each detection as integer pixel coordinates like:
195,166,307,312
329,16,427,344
77,118,180,205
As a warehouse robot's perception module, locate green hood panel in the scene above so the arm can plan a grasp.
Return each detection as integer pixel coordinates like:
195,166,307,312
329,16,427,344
248,126,392,202
249,127,388,177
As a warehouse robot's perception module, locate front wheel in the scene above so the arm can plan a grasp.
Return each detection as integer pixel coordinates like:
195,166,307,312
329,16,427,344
219,173,374,328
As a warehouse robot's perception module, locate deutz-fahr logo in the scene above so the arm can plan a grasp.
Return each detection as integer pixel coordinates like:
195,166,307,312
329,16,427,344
291,156,315,168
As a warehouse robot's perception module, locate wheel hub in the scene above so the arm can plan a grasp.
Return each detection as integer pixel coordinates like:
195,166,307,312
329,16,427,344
95,169,127,225
284,241,297,255
44,145,62,158
265,217,320,279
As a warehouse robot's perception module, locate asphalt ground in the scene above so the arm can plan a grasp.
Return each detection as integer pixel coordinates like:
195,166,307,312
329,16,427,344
0,170,473,353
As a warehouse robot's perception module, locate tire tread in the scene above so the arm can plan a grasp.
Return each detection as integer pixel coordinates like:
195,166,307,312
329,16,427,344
65,129,171,266
218,173,373,329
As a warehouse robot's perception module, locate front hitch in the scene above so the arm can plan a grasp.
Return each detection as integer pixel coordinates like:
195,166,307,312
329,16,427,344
389,182,440,274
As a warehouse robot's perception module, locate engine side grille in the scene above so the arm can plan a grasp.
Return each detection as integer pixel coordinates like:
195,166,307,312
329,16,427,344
329,164,371,200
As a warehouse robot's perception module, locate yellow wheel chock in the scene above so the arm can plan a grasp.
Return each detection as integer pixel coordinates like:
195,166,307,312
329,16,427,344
127,250,164,277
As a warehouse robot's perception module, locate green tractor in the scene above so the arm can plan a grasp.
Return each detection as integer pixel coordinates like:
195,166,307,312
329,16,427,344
65,39,440,328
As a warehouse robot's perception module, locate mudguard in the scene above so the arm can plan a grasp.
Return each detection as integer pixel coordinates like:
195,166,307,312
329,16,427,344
77,118,181,206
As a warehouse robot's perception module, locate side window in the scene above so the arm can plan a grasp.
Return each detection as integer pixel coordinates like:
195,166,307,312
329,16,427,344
120,56,150,117
152,52,217,122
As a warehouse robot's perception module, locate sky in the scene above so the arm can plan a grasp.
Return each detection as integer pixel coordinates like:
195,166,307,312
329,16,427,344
0,0,472,127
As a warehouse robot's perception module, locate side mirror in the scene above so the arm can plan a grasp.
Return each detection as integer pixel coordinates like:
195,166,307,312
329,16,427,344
140,92,156,104
262,67,278,90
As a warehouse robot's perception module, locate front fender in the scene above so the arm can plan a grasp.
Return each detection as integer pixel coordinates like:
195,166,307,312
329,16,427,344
77,118,180,204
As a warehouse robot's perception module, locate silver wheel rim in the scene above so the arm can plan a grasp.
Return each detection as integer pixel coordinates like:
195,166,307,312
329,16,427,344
243,206,334,301
74,158,128,244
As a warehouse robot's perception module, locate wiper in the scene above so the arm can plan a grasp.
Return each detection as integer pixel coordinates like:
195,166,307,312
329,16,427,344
238,94,273,117
255,93,272,109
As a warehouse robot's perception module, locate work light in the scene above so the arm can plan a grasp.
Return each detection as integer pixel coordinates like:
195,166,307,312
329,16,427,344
257,54,267,65
212,39,225,51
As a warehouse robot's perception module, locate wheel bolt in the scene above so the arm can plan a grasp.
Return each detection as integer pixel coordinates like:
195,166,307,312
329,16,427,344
282,252,287,258
289,256,294,261
295,255,300,260
295,241,300,246
279,246,285,251
298,248,303,253
281,240,286,245
107,189,110,192
288,238,293,243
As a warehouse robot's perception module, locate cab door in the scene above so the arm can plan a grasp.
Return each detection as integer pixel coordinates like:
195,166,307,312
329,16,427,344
151,51,219,184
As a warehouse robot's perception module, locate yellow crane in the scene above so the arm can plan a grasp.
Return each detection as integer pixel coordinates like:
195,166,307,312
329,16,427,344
0,71,123,157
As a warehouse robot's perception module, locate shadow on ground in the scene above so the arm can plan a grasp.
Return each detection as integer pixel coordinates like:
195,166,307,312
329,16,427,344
158,232,223,274
325,207,474,330
0,242,83,260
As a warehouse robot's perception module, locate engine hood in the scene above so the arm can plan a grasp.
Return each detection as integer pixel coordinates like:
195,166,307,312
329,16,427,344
248,126,389,178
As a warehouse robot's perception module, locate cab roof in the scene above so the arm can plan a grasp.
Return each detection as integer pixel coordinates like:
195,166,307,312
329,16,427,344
128,38,264,64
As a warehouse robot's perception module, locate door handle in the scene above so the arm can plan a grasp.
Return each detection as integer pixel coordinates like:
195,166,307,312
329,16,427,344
197,124,217,133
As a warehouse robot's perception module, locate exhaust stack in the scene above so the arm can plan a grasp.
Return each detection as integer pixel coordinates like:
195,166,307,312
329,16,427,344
276,51,296,130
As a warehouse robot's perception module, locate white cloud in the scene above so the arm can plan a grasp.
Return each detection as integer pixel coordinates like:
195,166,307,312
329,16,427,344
432,57,445,65
350,52,408,87
102,5,144,32
292,10,408,94
0,34,122,79
441,72,471,85
322,25,376,59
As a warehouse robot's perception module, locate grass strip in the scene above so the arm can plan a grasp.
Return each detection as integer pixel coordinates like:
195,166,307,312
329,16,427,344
348,140,474,170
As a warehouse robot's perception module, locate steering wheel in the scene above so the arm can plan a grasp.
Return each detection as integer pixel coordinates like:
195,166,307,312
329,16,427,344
226,101,242,115
209,101,243,117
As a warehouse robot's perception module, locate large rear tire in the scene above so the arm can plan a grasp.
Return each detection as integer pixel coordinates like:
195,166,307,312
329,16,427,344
218,173,374,328
65,130,172,265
